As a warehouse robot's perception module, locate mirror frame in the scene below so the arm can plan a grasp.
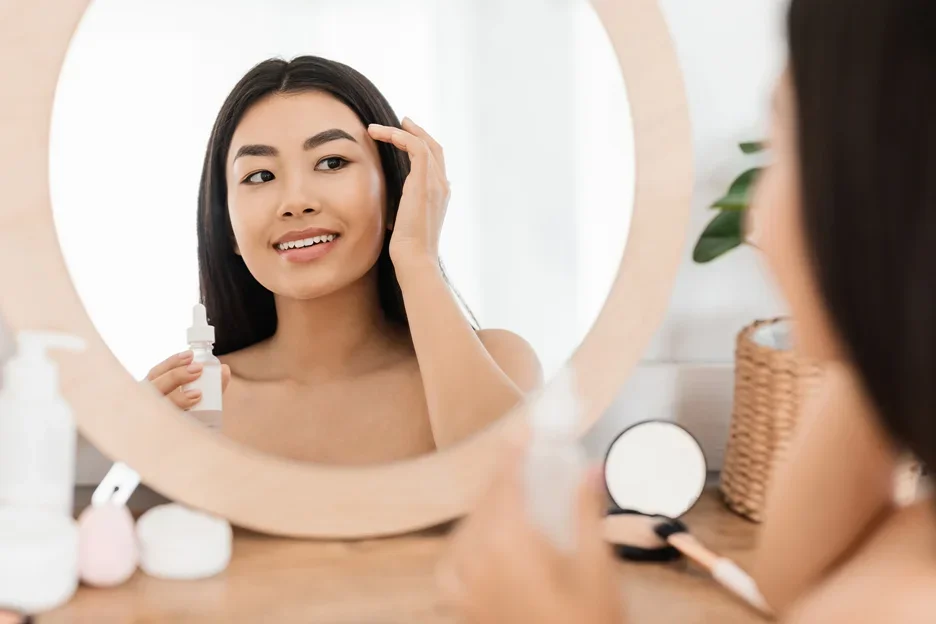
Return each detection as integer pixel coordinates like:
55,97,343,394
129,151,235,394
0,0,692,538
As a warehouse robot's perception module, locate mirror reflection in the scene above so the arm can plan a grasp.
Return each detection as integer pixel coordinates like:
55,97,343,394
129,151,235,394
50,0,635,464
604,421,707,518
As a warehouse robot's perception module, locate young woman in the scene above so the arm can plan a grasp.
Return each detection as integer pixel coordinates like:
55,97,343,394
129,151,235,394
144,56,543,464
440,0,936,621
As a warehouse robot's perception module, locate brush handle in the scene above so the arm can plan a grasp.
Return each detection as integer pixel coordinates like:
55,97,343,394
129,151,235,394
91,462,141,506
712,559,774,617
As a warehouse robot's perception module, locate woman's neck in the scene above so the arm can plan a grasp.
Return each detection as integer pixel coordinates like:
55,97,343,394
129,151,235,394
267,271,408,382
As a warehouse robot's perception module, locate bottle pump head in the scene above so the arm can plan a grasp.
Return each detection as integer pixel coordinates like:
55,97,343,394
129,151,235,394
187,304,215,345
2,331,87,398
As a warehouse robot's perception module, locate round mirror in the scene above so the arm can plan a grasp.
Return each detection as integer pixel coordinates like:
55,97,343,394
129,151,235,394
0,0,691,537
604,421,707,518
50,0,634,466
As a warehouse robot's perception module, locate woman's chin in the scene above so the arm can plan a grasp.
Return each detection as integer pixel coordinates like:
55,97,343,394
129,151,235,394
269,280,350,302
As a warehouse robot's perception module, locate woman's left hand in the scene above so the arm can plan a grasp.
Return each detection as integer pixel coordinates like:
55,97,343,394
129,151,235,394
368,118,449,268
436,442,627,624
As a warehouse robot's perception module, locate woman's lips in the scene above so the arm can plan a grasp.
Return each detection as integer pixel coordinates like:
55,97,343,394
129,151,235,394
274,237,339,263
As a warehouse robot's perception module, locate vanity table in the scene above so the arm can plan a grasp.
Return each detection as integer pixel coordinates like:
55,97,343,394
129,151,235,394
39,488,764,623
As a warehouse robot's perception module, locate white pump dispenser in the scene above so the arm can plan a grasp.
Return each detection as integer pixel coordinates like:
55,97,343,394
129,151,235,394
0,331,84,613
0,330,86,516
181,303,223,430
525,365,587,553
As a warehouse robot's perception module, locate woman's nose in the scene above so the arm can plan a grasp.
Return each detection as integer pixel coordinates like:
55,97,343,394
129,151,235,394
277,179,320,218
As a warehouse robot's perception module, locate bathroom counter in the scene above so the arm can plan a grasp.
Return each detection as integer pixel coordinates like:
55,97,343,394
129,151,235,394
40,488,764,623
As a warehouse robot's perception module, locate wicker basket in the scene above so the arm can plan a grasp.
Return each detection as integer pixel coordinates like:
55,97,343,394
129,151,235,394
720,318,823,522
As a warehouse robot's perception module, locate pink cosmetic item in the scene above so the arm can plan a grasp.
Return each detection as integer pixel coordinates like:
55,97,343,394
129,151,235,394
78,463,141,588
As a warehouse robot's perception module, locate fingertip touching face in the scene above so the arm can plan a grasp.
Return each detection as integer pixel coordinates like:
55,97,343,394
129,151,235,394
226,91,387,300
750,69,842,362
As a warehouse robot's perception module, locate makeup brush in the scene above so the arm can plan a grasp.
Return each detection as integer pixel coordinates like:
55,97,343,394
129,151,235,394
602,510,683,562
652,517,774,618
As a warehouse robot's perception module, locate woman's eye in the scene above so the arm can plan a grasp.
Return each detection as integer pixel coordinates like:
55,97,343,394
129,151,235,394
315,157,348,172
244,170,275,185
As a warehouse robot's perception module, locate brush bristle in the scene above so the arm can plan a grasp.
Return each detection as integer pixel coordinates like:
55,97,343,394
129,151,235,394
652,516,689,540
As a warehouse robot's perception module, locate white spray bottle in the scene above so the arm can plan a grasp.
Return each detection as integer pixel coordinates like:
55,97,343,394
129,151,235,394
181,303,223,430
525,365,587,553
0,330,87,516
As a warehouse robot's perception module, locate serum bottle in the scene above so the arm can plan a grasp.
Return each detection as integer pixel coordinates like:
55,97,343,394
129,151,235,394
525,365,587,553
181,304,223,431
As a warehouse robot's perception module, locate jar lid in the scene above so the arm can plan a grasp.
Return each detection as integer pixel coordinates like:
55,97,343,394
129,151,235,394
137,503,231,580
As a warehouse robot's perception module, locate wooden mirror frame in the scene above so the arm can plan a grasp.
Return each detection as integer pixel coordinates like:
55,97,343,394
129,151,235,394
0,0,692,538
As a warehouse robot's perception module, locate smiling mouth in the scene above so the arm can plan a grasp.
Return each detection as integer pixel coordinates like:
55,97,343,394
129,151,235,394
274,233,340,251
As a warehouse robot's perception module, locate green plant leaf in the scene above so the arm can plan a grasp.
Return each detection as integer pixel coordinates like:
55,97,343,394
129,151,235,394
740,141,766,154
693,210,744,263
711,167,760,210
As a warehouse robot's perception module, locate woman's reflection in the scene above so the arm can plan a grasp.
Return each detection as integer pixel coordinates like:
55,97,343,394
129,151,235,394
144,56,543,464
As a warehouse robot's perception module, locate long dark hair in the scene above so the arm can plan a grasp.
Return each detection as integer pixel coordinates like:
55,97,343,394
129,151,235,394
788,0,936,470
197,55,469,356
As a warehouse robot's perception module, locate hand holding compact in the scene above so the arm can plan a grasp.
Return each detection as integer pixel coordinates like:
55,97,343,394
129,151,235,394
437,442,625,624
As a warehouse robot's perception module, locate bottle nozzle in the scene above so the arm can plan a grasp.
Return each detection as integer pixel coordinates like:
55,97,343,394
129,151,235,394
2,330,87,397
187,303,215,344
16,331,87,359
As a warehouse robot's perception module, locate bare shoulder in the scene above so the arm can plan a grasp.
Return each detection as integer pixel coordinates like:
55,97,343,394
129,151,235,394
218,340,271,381
786,577,936,624
785,502,936,624
477,328,544,392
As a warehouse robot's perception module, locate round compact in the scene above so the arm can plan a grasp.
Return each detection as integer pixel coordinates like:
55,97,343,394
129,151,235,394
604,420,707,518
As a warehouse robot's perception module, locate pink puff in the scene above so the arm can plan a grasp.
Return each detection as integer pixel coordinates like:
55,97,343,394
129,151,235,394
77,504,139,588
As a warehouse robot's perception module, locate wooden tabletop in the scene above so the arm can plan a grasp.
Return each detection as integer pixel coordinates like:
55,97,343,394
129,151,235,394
40,488,764,623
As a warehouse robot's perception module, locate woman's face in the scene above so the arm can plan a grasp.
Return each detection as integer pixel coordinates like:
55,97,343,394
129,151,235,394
750,69,841,361
226,91,388,300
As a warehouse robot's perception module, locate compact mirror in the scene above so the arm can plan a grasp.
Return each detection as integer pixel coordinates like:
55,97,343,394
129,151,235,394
50,0,634,467
604,421,707,518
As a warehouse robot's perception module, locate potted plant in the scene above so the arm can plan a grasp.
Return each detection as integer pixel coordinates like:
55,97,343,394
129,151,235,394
692,140,764,263
692,141,822,523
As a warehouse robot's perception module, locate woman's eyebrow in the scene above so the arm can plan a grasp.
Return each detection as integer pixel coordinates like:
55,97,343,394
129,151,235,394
303,128,357,150
233,129,357,162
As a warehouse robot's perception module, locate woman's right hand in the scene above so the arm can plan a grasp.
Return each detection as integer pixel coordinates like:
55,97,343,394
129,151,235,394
144,351,231,410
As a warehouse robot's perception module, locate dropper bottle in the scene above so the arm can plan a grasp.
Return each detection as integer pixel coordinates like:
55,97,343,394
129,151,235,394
181,304,223,430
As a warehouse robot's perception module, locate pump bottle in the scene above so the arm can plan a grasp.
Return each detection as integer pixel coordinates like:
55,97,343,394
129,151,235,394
0,331,86,515
525,365,587,553
181,303,223,430
0,330,85,613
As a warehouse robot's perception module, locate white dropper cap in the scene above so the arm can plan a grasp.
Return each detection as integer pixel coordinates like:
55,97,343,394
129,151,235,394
530,364,581,438
187,304,215,344
2,331,87,397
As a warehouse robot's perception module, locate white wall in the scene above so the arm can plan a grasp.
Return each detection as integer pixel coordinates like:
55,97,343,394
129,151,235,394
584,0,789,466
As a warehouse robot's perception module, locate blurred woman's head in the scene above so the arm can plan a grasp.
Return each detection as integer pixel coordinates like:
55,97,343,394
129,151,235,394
753,0,936,468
